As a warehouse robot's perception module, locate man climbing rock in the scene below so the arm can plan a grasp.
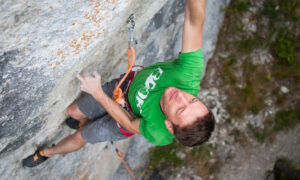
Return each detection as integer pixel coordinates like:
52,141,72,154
23,0,215,167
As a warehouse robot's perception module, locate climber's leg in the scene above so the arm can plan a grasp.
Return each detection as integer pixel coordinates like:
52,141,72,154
42,130,86,157
80,114,129,144
43,114,130,157
22,130,86,167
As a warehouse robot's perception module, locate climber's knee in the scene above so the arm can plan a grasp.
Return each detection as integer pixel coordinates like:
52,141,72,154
67,103,87,120
71,130,87,148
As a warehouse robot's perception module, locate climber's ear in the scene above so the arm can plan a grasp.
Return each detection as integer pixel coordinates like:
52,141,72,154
165,120,174,134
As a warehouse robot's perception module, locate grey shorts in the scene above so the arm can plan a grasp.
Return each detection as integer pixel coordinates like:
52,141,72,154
78,74,131,144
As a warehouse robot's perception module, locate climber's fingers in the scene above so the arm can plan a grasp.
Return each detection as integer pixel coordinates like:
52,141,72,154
82,72,89,78
75,73,84,83
93,71,100,80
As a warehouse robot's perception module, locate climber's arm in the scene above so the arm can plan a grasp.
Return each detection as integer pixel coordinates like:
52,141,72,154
181,0,206,53
93,91,141,134
76,72,140,134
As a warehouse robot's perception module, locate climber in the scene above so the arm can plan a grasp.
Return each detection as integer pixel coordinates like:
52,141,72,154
23,0,215,167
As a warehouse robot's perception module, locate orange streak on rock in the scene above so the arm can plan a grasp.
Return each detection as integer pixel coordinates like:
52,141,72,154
84,13,89,19
57,49,63,56
97,17,103,23
95,2,101,8
92,14,97,22
96,32,101,38
76,44,81,50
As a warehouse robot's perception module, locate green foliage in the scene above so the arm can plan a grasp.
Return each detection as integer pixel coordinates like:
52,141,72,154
220,55,237,66
273,111,292,130
219,56,271,117
215,0,300,145
246,105,300,143
273,105,300,132
148,141,184,169
253,131,266,143
247,122,254,131
148,141,217,178
228,56,237,66
241,82,254,95
227,0,251,13
279,0,300,21
233,129,241,137
198,144,211,158
238,38,259,53
295,35,300,49
263,1,279,19
272,28,297,65
232,128,247,144
276,157,295,169
220,55,238,85
263,0,300,21
250,105,259,115
190,144,214,159
247,123,266,143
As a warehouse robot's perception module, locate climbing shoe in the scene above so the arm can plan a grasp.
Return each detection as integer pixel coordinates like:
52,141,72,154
22,150,48,168
65,117,80,129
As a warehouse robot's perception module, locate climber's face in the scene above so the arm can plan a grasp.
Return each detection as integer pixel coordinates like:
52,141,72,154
160,87,209,133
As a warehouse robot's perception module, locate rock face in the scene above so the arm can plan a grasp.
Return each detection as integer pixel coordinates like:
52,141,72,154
0,0,170,179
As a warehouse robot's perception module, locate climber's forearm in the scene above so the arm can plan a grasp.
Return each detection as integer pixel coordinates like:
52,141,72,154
93,90,140,134
182,0,206,53
75,71,140,134
185,0,206,26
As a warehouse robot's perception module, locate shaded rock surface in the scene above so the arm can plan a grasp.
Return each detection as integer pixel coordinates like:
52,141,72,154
0,0,176,179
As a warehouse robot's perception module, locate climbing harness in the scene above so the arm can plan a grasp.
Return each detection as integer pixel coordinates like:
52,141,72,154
111,14,137,180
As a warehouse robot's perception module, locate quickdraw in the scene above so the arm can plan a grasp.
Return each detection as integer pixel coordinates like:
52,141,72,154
111,14,137,180
113,14,137,106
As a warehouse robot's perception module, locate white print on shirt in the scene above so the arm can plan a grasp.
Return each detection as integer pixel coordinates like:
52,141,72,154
136,67,163,114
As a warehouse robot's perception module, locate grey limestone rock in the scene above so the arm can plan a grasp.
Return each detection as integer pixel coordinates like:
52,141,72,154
0,0,169,179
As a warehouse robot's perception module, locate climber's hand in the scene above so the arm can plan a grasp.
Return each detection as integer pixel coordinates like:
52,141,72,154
76,71,103,97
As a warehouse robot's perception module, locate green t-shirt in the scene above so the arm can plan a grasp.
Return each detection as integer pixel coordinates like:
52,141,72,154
128,49,204,145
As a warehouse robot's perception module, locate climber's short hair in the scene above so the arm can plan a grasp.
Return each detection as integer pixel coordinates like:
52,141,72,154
173,109,215,147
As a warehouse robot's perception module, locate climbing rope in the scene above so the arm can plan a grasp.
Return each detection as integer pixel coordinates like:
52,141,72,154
111,141,136,180
113,45,135,105
111,14,136,180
